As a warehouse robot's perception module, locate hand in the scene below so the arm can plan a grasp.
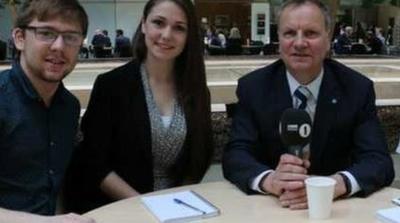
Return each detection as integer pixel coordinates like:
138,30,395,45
46,213,96,223
261,154,310,196
279,188,307,210
330,174,348,199
279,174,346,210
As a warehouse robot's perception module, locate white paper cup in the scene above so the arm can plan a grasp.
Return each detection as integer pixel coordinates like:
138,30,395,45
305,176,336,219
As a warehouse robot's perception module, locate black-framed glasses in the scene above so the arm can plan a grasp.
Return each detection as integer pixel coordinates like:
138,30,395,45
23,26,83,47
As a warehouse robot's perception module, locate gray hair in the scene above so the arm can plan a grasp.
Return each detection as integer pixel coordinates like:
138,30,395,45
229,27,241,39
277,0,332,32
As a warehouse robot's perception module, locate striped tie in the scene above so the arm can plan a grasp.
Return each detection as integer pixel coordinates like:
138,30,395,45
294,86,311,110
294,86,312,160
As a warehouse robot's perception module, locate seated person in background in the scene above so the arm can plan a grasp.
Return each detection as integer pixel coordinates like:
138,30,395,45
101,29,112,57
223,0,394,210
64,0,214,213
114,29,131,57
366,30,383,54
386,25,393,45
375,27,385,45
209,34,221,47
217,29,227,48
207,26,224,55
101,29,112,48
334,26,353,54
91,29,110,58
0,0,95,222
354,21,365,42
91,29,104,48
226,27,242,55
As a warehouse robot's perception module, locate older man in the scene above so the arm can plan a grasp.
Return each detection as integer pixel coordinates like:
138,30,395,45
0,0,95,222
223,0,393,210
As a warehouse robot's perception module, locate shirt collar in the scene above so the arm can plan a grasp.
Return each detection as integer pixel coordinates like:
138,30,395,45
286,69,324,101
10,60,67,105
11,60,41,100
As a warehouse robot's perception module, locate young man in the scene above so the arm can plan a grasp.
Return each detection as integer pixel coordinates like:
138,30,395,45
223,0,393,210
0,0,95,222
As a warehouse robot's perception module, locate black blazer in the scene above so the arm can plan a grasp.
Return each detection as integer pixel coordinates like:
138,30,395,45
64,60,211,213
223,59,394,196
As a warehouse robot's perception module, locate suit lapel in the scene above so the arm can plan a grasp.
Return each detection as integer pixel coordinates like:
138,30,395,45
271,65,292,115
126,61,153,162
269,65,292,154
310,64,341,171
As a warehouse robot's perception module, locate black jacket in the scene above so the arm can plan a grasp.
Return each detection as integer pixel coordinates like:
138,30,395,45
64,60,212,213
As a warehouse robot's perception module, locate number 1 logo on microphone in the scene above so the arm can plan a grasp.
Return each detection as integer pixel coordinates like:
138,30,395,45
299,123,311,138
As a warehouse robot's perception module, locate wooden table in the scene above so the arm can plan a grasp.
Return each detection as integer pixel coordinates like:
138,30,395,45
84,181,400,222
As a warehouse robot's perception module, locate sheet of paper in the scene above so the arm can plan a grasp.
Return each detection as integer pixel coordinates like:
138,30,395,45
376,207,400,223
141,190,219,223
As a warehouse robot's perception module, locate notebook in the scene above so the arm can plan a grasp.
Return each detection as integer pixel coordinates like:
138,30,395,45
141,190,220,223
376,207,400,223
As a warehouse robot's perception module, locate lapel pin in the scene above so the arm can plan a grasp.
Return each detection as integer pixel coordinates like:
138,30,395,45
331,99,337,104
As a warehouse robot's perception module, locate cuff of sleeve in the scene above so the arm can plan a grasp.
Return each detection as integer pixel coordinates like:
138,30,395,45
338,171,361,197
341,171,361,196
250,170,274,194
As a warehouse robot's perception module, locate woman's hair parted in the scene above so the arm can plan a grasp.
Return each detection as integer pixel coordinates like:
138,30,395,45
132,0,206,105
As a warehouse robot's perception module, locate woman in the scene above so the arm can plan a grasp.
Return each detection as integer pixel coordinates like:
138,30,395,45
64,0,213,213
226,26,242,55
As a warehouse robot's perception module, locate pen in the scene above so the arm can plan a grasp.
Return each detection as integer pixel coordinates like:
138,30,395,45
392,197,400,206
173,198,206,215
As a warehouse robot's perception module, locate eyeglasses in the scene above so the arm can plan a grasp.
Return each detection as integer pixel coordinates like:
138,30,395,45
23,26,83,47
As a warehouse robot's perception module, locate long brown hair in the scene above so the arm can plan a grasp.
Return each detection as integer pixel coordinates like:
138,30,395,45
132,0,213,183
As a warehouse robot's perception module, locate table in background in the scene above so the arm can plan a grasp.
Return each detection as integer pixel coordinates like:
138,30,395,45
241,45,262,55
84,181,400,223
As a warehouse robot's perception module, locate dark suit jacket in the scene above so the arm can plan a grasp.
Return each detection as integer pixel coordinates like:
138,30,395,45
223,59,394,196
64,60,206,213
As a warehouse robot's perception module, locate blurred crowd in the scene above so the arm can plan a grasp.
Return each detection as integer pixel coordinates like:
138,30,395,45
333,21,394,55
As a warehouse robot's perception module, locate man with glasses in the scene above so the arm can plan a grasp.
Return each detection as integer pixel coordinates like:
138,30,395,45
0,0,95,222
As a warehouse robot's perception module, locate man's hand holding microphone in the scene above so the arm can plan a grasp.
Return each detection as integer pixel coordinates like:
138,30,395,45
260,108,348,209
260,108,312,209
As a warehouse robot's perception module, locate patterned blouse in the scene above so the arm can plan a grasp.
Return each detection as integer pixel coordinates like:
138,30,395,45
140,64,187,191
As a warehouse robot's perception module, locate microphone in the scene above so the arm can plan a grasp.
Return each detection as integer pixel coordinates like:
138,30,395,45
279,108,312,158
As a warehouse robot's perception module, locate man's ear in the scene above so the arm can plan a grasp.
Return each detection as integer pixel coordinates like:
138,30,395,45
13,28,25,51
